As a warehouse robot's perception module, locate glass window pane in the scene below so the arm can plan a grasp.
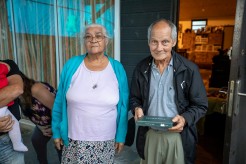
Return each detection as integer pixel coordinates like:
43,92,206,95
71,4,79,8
57,0,85,68
193,26,204,30
192,20,206,26
57,0,115,70
0,1,14,59
3,0,116,88
192,20,207,32
6,0,57,87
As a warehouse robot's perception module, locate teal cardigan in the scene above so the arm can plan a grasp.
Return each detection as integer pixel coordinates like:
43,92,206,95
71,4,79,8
52,54,129,146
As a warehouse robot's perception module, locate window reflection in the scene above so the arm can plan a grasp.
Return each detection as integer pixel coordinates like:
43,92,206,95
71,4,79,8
1,0,115,88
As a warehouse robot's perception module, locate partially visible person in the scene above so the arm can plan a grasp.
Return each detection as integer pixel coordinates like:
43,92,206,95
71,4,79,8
130,19,208,164
0,63,28,152
52,23,129,164
0,59,25,164
18,72,62,164
210,49,231,88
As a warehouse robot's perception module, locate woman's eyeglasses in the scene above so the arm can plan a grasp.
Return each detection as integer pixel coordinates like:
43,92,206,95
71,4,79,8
84,34,106,42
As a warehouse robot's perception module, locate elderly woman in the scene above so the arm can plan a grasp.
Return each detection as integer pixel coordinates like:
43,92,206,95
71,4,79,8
52,23,129,163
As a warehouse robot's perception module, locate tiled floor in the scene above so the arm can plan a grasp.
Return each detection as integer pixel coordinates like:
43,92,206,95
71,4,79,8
21,120,140,164
196,114,225,164
21,119,224,164
196,143,222,164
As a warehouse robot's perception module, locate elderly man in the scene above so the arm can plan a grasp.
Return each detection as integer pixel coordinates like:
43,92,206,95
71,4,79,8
130,19,208,164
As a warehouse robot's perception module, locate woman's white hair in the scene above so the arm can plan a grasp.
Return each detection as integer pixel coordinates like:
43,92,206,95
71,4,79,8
83,23,110,38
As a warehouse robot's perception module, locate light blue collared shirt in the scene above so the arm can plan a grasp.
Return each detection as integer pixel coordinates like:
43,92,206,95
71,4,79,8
148,58,178,118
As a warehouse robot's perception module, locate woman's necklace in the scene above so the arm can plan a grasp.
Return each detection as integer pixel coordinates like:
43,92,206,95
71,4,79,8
92,83,98,89
90,71,102,89
86,55,106,89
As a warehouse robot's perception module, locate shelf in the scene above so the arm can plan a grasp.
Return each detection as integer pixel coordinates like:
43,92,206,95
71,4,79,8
181,32,223,52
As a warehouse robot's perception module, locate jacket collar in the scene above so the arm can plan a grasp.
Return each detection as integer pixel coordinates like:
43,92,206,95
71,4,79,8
172,50,187,74
140,56,153,82
140,50,187,80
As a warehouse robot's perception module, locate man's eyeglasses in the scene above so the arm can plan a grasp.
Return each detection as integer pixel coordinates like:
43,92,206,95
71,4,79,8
83,34,106,42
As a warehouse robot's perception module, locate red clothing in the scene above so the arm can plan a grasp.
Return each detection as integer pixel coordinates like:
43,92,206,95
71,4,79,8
0,63,14,106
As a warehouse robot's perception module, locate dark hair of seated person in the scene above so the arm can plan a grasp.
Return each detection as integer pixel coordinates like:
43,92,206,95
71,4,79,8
18,72,36,117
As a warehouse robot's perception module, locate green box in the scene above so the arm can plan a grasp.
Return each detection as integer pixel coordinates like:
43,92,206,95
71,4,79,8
136,116,174,128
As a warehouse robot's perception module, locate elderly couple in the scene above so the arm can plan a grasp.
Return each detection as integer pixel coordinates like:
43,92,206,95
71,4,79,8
0,18,207,164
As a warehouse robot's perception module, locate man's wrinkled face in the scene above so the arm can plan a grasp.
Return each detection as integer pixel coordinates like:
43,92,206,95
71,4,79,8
149,22,176,61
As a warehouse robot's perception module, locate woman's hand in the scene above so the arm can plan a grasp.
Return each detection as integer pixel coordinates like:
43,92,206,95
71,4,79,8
115,142,124,154
54,138,63,150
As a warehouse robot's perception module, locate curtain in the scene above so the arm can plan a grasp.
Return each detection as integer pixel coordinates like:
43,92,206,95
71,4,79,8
5,0,57,87
57,0,115,67
1,0,115,88
0,0,14,60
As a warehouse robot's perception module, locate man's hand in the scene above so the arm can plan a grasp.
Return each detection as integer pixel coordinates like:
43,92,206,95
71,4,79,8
134,107,144,121
0,115,14,132
169,115,186,132
37,125,52,137
115,142,124,154
54,138,63,150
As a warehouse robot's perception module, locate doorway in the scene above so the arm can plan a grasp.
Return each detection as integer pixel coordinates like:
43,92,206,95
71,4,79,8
178,0,237,163
223,0,246,163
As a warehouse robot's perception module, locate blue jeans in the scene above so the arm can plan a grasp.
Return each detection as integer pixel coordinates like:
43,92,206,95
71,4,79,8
0,134,25,164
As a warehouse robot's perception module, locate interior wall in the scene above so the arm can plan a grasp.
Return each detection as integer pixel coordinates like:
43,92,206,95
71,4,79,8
208,18,235,26
179,19,235,33
178,18,235,49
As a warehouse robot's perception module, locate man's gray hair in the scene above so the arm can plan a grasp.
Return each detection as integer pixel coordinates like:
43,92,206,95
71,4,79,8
147,19,177,43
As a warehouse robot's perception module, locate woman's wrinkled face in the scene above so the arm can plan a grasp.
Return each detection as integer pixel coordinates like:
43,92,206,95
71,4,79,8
148,22,176,61
84,26,108,55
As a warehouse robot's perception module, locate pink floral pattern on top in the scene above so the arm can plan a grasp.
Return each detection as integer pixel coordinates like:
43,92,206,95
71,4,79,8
29,82,56,126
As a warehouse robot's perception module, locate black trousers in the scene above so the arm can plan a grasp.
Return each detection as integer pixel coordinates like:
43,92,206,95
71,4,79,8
31,126,62,164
